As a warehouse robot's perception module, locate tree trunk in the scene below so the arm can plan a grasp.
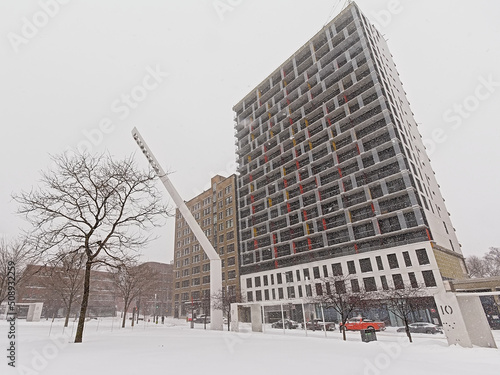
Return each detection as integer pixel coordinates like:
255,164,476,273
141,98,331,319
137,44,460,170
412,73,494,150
64,295,73,328
227,309,231,331
74,261,92,343
405,321,413,343
341,317,347,341
122,298,129,328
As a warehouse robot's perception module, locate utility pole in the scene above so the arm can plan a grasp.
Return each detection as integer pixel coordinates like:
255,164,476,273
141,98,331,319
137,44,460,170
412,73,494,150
131,128,223,330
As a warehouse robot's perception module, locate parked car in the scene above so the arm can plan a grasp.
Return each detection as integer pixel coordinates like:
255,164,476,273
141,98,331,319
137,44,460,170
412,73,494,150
194,315,210,323
271,319,299,329
302,319,336,331
397,322,443,334
340,317,386,331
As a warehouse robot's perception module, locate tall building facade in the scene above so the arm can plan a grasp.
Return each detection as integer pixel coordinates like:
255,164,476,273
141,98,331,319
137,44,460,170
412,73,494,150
233,3,466,310
172,175,240,318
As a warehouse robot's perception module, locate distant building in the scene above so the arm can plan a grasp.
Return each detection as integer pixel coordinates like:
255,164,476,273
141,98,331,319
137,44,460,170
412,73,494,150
233,2,466,323
172,175,240,318
140,261,174,318
18,264,120,318
17,261,173,319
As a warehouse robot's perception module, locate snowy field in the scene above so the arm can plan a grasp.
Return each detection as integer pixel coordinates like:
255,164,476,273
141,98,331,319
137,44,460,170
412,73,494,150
2,317,499,375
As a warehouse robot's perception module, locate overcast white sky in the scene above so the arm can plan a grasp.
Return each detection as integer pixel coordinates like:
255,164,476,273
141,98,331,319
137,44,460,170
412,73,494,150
1,0,499,264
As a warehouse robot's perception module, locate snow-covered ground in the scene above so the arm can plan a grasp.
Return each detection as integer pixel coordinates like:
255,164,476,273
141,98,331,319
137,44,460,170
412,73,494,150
2,317,499,375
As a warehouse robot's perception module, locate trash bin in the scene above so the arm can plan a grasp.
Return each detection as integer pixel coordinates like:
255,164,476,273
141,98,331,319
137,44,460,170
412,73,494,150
360,328,377,342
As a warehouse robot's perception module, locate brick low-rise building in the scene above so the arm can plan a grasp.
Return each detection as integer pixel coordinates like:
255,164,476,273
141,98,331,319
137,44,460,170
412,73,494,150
172,175,240,318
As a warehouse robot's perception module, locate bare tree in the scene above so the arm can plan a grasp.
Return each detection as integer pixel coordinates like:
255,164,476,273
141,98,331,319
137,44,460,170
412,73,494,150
379,284,427,343
0,237,37,306
212,288,243,331
13,153,170,343
485,247,500,276
111,262,161,328
313,275,369,341
40,252,85,327
466,255,489,278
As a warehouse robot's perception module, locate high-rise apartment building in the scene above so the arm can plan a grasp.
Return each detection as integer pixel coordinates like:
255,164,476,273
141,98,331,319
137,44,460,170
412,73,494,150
233,3,466,312
172,175,239,318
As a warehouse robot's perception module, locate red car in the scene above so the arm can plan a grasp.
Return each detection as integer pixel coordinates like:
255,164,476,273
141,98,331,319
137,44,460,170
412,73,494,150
341,317,386,331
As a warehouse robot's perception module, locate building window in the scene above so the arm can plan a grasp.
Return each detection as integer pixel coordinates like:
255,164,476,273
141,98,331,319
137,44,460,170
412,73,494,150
226,219,234,228
219,234,224,243
315,283,323,296
408,272,418,288
313,266,320,279
182,280,189,287
416,249,430,265
202,263,210,272
278,288,284,299
305,284,312,297
403,251,412,267
298,286,303,298
192,278,200,286
192,266,200,274
347,261,356,274
323,265,329,277
263,275,269,286
227,231,235,240
303,268,310,280
219,247,224,255
183,258,189,266
376,256,384,270
422,270,437,287
335,280,346,294
359,258,373,273
287,286,295,299
332,263,343,276
296,270,301,281
264,289,270,300
255,290,262,301
270,274,274,285
392,274,404,289
363,277,377,292
227,256,235,266
255,276,261,287
225,196,233,204
219,223,224,231
285,271,293,283
380,275,389,290
227,243,235,252
387,254,399,269
247,292,253,302
228,270,236,279
276,273,283,284
202,275,210,284
192,255,200,263
351,279,360,293
246,278,252,288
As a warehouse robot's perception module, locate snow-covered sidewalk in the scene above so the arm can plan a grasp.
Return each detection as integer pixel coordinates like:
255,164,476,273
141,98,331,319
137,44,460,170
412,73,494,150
2,317,499,375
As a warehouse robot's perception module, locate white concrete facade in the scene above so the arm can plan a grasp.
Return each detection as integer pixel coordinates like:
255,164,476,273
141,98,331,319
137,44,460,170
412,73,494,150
241,241,441,303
